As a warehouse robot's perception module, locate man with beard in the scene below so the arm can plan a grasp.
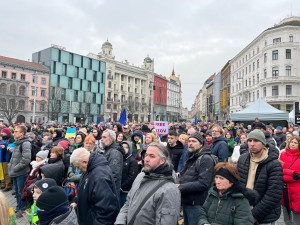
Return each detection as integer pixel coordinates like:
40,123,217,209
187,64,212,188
115,142,180,225
178,132,215,225
101,129,124,201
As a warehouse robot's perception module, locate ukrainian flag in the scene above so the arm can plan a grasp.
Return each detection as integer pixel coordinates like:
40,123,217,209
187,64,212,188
65,127,76,139
136,137,143,150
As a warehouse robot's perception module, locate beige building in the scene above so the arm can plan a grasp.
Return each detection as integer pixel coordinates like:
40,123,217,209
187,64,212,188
221,61,231,120
88,41,154,122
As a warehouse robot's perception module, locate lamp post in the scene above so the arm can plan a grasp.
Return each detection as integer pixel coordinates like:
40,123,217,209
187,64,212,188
32,71,37,123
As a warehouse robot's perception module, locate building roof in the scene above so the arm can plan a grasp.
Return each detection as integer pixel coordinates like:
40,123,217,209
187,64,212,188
102,40,112,47
144,56,153,63
0,55,49,71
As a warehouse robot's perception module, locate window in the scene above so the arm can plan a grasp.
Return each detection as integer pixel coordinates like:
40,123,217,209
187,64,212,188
121,75,124,81
88,81,91,92
41,77,46,85
93,93,96,103
249,65,251,72
128,87,130,92
272,50,278,60
19,86,25,95
107,104,111,109
257,90,259,99
121,85,123,91
257,74,259,83
75,67,79,78
62,64,67,76
93,71,97,82
18,100,25,110
286,85,292,96
68,77,72,89
245,80,247,87
257,59,259,68
21,74,26,81
11,73,16,79
272,86,278,96
33,76,38,84
84,69,87,80
264,69,267,78
88,59,92,69
69,53,73,65
289,35,293,42
286,49,291,59
253,76,255,84
10,84,16,95
2,71,7,78
41,89,46,97
61,89,66,100
249,78,251,86
272,67,279,77
273,38,281,44
286,66,291,76
32,87,36,96
40,102,45,112
128,77,130,83
264,53,267,63
135,79,138,84
253,62,255,70
108,81,111,88
263,87,266,97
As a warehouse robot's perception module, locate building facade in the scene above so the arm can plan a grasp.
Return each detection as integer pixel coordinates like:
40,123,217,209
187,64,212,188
154,74,167,121
167,69,181,122
213,72,222,121
230,17,300,113
88,41,153,122
221,60,231,121
0,56,49,124
32,46,106,123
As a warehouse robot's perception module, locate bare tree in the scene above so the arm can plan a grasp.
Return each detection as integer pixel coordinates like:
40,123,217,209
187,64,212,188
49,87,62,121
0,98,20,125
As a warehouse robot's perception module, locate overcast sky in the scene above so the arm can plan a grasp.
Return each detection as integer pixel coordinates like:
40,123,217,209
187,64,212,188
2,0,300,109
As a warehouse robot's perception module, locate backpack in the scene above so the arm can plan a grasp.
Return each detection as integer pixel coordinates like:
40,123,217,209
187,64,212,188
195,153,219,171
19,141,38,162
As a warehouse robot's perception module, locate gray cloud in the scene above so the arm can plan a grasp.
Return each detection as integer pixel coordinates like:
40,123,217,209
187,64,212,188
1,0,300,109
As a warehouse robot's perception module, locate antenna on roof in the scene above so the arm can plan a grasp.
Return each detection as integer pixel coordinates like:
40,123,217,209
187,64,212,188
290,0,293,16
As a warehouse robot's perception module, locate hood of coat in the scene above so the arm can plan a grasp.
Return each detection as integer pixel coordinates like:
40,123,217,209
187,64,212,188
87,151,108,173
167,140,184,150
104,142,125,156
143,162,175,182
131,130,143,143
212,135,228,144
121,140,133,157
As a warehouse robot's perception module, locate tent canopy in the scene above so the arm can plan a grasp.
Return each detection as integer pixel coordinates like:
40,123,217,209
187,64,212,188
230,98,289,121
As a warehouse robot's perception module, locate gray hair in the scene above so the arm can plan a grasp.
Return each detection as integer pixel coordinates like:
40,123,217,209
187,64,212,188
27,132,36,139
70,147,90,164
148,142,171,167
103,129,116,142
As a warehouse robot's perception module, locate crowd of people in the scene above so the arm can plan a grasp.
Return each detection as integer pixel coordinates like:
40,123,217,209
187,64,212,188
0,118,299,225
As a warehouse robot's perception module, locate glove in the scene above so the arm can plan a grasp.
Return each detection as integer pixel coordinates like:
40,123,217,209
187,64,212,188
293,172,300,180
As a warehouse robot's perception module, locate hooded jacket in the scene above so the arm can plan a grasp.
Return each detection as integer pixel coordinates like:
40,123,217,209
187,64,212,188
274,131,286,148
0,133,14,162
237,144,283,224
167,140,184,172
103,142,124,200
8,135,31,177
39,159,65,185
210,135,229,163
77,152,119,225
179,145,215,205
115,163,181,225
131,130,143,157
199,184,258,225
121,141,139,192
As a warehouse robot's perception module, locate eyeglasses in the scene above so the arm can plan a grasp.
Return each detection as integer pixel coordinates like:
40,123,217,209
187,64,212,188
212,130,220,133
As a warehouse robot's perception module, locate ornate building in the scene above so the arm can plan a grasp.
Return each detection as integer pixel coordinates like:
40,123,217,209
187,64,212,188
167,68,181,122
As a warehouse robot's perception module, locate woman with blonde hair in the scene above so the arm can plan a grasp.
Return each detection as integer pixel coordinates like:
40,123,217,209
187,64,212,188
0,191,9,225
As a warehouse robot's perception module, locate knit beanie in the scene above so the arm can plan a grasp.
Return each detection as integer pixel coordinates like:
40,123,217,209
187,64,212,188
36,186,67,211
34,178,57,193
1,128,11,135
189,132,204,144
254,122,266,130
276,126,282,131
247,129,266,145
215,168,238,184
58,140,70,150
36,150,49,160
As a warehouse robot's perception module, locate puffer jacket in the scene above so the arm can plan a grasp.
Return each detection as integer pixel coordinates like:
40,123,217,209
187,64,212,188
237,145,283,224
167,140,184,172
199,185,256,225
8,135,31,177
115,163,181,225
0,133,14,162
279,148,300,212
39,159,65,185
77,152,119,225
121,141,138,192
49,207,77,225
179,145,215,205
210,136,229,162
103,142,124,200
274,131,286,148
131,130,143,157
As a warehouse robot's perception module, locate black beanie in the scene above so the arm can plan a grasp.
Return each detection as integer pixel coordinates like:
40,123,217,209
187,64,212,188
189,132,204,144
36,186,67,211
34,178,57,193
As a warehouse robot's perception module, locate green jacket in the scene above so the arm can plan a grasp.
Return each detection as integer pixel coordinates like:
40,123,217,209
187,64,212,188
227,138,235,157
199,186,253,225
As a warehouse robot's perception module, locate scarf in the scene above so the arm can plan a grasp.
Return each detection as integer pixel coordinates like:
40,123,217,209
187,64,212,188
37,202,68,225
30,159,47,176
48,158,60,164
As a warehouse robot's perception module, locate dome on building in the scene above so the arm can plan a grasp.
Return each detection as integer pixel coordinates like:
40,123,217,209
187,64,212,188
144,56,152,63
102,40,112,47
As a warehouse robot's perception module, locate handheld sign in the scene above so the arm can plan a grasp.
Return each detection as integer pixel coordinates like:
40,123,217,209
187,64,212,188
154,121,168,134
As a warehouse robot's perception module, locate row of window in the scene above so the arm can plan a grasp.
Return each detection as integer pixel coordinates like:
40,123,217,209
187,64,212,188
31,87,47,97
1,71,47,85
0,84,26,96
233,36,293,69
270,49,291,61
108,70,146,85
0,98,46,112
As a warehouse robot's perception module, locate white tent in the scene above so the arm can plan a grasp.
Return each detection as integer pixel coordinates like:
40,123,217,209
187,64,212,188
230,98,289,121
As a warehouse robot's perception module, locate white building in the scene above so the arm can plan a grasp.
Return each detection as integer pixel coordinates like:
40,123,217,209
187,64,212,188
167,69,181,122
230,17,300,113
88,41,154,122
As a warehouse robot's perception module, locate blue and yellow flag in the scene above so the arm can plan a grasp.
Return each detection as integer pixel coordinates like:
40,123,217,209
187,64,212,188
200,112,204,122
65,127,76,139
136,137,143,150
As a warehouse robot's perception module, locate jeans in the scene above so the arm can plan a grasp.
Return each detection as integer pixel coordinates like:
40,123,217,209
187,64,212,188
282,205,300,225
182,204,201,225
12,173,28,211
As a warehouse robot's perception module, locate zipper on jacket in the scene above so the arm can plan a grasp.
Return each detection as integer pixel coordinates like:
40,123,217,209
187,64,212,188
214,198,221,223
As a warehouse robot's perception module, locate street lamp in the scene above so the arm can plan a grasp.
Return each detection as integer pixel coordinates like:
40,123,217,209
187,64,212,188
32,71,37,123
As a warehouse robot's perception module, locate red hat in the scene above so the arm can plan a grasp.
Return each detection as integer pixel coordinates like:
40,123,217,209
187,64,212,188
58,140,70,150
1,128,11,135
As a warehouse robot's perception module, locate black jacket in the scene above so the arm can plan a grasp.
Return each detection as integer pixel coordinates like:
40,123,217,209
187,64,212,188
121,141,139,192
77,152,119,225
274,131,285,148
103,142,124,200
210,136,229,163
237,145,283,224
39,158,65,185
1,133,14,162
179,145,215,205
167,141,184,172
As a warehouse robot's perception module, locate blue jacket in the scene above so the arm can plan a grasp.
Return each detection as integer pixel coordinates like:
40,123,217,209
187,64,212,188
210,136,229,163
131,130,143,157
177,145,188,173
77,152,119,225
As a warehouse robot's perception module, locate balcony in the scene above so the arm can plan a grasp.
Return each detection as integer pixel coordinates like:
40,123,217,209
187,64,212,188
107,97,113,102
263,95,298,103
260,76,300,85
